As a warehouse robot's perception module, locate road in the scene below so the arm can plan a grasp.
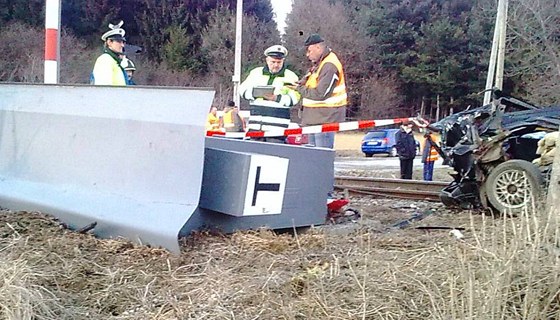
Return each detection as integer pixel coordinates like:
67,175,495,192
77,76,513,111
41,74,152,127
334,155,445,173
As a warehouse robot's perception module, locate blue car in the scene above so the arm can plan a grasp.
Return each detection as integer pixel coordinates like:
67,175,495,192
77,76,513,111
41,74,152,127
361,128,419,157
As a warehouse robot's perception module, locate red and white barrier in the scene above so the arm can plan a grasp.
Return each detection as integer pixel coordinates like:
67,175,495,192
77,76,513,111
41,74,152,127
206,117,414,138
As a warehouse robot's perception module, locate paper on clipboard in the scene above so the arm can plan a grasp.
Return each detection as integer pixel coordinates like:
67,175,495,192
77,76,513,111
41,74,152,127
252,85,275,98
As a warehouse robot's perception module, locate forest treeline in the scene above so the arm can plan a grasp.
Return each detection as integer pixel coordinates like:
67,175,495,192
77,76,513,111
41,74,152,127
0,0,558,119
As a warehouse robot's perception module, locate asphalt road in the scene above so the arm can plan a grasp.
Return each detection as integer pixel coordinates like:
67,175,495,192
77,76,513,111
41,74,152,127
334,155,445,172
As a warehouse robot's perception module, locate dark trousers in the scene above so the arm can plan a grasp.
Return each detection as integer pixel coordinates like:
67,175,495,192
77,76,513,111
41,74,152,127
400,158,414,180
423,161,434,181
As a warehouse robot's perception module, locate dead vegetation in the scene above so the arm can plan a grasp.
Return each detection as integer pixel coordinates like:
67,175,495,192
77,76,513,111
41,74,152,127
0,196,559,319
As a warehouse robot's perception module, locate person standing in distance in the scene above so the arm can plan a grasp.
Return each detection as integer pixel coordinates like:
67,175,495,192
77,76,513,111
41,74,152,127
292,34,347,149
421,131,439,181
121,57,137,85
92,21,128,86
239,45,300,142
206,106,220,131
396,123,416,180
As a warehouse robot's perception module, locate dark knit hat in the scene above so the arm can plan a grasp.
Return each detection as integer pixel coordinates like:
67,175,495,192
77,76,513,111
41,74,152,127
304,33,324,46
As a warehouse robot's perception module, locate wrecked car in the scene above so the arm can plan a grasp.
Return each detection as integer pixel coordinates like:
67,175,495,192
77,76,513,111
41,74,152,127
429,91,560,213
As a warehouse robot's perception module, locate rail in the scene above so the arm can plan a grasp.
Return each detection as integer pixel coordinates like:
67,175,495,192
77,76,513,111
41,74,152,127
334,176,448,201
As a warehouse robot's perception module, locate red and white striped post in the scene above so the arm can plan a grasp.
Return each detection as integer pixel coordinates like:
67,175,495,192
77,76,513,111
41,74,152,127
44,0,61,84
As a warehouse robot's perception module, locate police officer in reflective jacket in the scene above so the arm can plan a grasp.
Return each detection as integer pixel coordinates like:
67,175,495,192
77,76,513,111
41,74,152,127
239,45,300,142
92,21,128,86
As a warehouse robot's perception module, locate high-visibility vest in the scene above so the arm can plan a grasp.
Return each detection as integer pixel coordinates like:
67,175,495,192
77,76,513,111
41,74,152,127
92,52,127,86
206,113,220,131
427,146,439,162
222,109,244,132
302,52,347,108
239,67,300,131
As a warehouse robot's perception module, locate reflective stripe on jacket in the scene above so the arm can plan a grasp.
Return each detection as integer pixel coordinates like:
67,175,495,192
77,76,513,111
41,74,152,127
427,147,439,162
422,136,439,163
92,52,127,86
302,52,347,108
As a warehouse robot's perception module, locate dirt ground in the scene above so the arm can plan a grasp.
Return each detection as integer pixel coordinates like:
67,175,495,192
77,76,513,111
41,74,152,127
0,197,476,319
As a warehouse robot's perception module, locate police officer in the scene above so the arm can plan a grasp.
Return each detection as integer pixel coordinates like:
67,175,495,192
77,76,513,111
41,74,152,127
121,57,137,85
92,21,127,86
239,45,300,142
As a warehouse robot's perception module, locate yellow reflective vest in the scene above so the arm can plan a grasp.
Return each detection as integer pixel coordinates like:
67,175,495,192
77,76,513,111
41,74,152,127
302,52,347,108
92,52,127,86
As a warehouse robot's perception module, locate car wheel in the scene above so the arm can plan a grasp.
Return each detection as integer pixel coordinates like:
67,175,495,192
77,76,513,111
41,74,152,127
365,153,373,158
389,147,398,157
485,160,544,215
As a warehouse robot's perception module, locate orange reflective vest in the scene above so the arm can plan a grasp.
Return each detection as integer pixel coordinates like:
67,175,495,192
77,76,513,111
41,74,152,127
302,52,347,108
427,146,439,162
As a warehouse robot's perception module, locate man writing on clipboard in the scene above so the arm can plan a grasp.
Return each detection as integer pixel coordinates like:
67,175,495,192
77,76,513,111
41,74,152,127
239,45,300,142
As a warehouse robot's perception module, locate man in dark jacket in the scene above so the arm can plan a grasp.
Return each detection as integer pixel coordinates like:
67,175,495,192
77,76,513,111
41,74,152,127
395,123,416,179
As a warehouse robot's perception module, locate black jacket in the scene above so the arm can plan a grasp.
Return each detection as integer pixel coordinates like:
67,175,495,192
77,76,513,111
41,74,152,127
395,129,416,160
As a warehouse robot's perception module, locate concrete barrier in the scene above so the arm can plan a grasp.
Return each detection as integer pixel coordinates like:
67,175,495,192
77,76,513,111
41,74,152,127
0,83,214,253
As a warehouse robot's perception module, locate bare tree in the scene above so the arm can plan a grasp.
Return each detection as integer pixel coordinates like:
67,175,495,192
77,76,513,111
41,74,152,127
283,0,379,117
507,0,560,105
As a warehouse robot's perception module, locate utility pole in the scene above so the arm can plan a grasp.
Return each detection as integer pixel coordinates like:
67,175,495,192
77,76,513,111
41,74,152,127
232,0,243,107
483,0,508,105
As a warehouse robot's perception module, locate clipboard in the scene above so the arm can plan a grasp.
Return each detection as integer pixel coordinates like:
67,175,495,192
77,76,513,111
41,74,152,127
252,85,275,98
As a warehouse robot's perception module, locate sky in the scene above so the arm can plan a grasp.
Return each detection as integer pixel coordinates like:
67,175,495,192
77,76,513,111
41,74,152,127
270,0,293,34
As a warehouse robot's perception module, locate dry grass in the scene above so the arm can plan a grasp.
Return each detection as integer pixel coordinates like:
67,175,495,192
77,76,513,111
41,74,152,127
0,199,558,319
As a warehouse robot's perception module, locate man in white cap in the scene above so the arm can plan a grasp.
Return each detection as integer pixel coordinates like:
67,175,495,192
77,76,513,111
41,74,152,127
92,21,128,86
239,45,300,142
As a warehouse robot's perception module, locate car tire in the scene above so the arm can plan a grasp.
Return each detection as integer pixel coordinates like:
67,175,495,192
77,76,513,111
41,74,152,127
485,160,544,215
389,147,398,157
365,153,373,158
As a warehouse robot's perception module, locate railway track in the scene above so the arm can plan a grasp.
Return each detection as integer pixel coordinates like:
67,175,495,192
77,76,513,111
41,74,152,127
334,176,449,201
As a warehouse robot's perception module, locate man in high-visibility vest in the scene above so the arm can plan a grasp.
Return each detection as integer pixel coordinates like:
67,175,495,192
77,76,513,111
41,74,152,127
221,101,245,133
206,107,220,131
92,21,128,86
422,132,439,181
292,34,347,149
239,45,300,142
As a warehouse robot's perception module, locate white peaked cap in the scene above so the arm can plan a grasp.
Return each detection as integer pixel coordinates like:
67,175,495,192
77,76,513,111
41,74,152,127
264,45,288,58
101,20,126,41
